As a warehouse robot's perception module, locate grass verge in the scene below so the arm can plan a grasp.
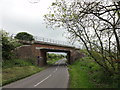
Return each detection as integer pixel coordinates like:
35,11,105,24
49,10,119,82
2,59,44,86
2,54,64,86
68,56,118,88
68,60,95,88
2,66,44,86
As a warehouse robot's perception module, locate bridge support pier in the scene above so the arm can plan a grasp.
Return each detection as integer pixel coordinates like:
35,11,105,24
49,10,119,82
39,50,47,66
67,52,71,64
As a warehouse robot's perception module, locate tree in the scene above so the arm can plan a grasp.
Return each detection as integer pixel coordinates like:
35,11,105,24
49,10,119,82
1,30,22,60
44,0,120,76
15,32,34,41
1,30,15,60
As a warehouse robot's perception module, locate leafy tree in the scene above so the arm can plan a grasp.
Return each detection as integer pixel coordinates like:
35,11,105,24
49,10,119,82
15,32,34,41
1,30,22,60
1,30,15,60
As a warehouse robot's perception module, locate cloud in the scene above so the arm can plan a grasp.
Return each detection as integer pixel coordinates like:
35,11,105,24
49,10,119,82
1,0,68,42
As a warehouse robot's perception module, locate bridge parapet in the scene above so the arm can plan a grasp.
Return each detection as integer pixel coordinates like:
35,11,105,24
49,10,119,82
12,34,81,49
18,40,76,49
34,36,74,47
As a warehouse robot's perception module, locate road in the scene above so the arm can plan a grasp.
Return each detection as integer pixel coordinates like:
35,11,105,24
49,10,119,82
3,58,69,88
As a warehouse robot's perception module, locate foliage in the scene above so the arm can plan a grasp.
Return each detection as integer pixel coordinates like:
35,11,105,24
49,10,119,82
1,30,22,60
47,53,65,65
2,66,43,86
69,60,95,88
15,32,34,41
44,0,120,76
25,58,36,65
2,58,44,86
2,59,34,69
47,53,65,59
69,54,118,88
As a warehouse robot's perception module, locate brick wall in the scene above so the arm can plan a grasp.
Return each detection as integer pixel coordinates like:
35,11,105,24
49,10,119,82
14,45,39,60
13,44,83,65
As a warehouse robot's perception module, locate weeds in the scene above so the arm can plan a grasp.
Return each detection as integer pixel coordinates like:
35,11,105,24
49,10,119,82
2,59,34,69
68,56,118,88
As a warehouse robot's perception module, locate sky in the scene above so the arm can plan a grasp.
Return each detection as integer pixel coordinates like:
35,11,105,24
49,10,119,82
0,0,69,43
2,0,117,48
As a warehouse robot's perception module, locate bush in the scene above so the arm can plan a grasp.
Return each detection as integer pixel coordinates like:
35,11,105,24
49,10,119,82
78,54,118,88
25,58,36,65
47,53,65,65
1,30,22,60
1,31,14,60
2,59,34,69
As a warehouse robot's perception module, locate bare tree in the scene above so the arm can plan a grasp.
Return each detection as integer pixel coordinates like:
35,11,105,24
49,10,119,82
44,0,120,76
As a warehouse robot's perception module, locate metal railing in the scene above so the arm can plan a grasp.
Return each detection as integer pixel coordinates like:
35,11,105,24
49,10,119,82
33,36,74,47
11,34,81,48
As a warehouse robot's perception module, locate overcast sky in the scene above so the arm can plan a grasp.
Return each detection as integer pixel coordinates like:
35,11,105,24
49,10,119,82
0,0,69,42
1,0,117,47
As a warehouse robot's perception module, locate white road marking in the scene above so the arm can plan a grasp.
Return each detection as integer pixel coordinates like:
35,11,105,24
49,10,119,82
34,74,52,87
34,59,66,87
53,70,56,73
59,60,63,65
53,61,60,73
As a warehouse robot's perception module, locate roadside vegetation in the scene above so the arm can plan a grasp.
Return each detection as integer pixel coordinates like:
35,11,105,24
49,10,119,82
2,59,44,86
1,30,43,86
47,53,65,65
2,53,64,86
1,30,65,86
68,50,118,88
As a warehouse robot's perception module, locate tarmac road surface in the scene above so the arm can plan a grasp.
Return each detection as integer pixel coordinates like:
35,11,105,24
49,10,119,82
3,58,69,88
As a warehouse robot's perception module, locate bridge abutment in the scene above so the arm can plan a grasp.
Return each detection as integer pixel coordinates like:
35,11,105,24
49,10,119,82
67,52,71,64
39,50,47,66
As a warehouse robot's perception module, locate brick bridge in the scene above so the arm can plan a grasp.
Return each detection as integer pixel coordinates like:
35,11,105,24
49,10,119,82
14,40,83,66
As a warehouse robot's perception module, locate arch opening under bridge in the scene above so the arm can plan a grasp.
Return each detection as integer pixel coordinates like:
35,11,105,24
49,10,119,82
38,48,71,66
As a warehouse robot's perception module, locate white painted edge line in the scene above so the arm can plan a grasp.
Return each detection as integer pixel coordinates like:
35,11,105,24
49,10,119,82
34,74,52,87
34,59,65,87
65,64,69,81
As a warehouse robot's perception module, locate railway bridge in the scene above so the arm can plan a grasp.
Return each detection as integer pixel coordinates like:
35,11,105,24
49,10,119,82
14,38,83,66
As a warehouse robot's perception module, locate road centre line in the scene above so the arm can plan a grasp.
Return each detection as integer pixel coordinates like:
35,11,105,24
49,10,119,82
34,62,60,87
53,68,58,73
59,60,63,65
34,59,64,87
34,74,52,87
53,61,60,73
34,65,59,87
56,68,58,71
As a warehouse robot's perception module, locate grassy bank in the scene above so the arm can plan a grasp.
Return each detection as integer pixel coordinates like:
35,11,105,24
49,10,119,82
68,59,95,88
68,56,118,88
2,66,43,86
2,59,44,86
